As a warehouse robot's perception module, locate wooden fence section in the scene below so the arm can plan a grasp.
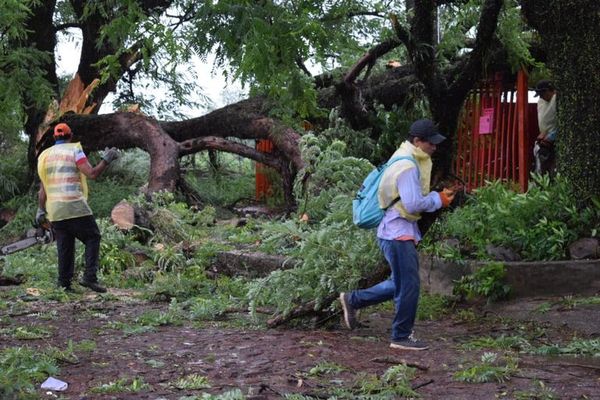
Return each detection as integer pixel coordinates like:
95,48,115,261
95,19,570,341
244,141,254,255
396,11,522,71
454,70,536,192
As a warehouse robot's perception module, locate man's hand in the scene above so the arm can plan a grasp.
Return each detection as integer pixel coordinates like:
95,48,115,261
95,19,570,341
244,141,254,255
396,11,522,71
439,188,456,208
102,147,119,164
35,208,46,226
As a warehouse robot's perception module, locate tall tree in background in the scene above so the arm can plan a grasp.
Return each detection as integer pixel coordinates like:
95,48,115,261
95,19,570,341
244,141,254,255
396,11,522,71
521,0,600,199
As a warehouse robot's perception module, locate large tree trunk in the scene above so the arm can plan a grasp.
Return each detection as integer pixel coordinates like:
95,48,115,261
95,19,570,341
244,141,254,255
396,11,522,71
521,0,600,199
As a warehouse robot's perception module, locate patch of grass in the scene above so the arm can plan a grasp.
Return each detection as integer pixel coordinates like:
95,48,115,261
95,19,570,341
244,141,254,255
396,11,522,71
33,310,59,320
145,359,165,368
533,338,600,357
44,339,97,365
185,389,245,399
73,339,97,353
135,308,184,327
0,325,53,340
417,292,452,320
454,309,478,323
454,352,519,383
453,262,511,302
461,335,531,352
90,376,151,394
535,302,552,314
307,361,347,377
512,380,558,400
0,346,60,399
106,321,156,336
350,364,419,398
106,306,184,336
559,295,600,309
169,373,211,390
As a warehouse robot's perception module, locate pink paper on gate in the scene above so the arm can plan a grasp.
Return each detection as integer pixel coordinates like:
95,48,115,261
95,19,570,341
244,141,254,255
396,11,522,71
479,108,494,134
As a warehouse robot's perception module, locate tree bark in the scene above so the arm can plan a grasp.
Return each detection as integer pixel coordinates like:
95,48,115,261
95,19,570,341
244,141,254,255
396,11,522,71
520,0,600,199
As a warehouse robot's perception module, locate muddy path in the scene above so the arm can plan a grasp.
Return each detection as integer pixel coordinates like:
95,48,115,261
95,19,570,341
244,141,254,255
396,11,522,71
1,288,599,399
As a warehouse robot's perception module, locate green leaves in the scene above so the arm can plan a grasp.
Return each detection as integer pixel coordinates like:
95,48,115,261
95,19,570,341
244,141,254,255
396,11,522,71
424,175,600,261
247,136,382,319
453,262,511,302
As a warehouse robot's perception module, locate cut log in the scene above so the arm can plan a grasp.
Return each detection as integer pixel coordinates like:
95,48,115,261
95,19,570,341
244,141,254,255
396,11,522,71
110,200,152,231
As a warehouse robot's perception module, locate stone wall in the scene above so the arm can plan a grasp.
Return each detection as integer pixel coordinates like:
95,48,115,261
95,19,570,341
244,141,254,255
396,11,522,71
419,254,600,298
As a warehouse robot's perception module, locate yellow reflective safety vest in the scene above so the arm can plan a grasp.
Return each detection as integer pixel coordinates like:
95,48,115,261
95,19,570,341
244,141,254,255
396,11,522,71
37,142,92,222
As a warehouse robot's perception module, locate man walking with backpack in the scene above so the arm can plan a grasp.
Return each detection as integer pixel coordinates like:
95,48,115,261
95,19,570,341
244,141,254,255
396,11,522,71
340,119,455,351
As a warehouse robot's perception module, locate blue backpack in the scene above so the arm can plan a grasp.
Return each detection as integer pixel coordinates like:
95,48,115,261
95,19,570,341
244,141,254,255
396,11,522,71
352,156,417,229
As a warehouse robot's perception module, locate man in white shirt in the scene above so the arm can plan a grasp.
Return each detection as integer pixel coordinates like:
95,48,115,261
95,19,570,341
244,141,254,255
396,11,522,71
533,80,557,174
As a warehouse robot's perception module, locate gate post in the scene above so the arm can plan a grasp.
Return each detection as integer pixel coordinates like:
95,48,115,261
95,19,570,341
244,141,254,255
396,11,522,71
516,68,529,192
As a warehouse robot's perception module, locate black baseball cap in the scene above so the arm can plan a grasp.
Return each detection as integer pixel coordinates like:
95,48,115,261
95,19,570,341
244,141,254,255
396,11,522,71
534,80,554,97
409,119,447,145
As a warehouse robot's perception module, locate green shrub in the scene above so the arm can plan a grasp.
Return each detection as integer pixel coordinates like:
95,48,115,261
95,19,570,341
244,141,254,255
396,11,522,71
423,174,600,261
0,142,29,203
453,262,511,302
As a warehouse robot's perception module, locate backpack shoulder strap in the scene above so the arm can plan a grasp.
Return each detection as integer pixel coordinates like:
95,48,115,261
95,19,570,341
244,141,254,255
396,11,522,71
387,156,418,175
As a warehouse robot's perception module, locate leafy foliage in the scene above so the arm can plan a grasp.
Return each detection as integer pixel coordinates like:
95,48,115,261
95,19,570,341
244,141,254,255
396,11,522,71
0,346,60,399
438,0,536,71
248,137,381,318
0,1,55,144
423,174,600,261
0,142,29,203
453,262,511,302
533,338,600,357
454,352,519,383
353,364,419,398
90,376,151,394
170,374,211,390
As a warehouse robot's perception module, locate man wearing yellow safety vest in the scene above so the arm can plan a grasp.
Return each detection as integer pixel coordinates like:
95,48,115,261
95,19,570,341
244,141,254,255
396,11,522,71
340,119,456,351
36,123,119,293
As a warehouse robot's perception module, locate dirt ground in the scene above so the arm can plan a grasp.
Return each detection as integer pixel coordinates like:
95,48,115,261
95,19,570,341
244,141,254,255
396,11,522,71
1,287,599,399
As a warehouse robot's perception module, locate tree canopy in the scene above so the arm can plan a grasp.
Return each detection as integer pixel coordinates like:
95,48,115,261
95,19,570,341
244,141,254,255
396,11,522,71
3,0,598,205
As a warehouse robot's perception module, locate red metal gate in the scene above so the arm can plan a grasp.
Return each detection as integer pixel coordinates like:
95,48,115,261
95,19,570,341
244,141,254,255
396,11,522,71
455,70,537,192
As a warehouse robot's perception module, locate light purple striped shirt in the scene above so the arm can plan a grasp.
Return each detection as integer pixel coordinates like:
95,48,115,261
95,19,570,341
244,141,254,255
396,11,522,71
377,166,442,242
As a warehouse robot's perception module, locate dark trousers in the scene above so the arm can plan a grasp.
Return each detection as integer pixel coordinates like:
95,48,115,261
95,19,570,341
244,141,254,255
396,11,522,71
51,215,101,287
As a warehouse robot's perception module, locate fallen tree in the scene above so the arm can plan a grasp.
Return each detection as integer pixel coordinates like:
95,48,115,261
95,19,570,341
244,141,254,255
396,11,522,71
6,0,527,211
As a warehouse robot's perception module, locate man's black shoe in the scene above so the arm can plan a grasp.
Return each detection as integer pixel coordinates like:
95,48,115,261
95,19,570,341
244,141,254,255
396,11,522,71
79,280,107,293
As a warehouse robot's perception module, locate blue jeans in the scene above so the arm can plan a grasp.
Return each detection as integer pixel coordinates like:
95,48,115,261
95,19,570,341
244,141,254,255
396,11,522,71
348,238,420,341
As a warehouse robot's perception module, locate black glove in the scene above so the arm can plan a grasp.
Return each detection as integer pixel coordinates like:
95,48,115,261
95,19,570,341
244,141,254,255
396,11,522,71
35,208,47,225
102,147,119,164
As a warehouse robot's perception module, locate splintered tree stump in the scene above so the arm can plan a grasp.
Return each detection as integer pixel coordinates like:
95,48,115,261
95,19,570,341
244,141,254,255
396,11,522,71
110,200,151,231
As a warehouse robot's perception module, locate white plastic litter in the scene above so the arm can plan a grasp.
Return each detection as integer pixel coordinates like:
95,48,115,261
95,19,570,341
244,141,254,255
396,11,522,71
40,377,68,391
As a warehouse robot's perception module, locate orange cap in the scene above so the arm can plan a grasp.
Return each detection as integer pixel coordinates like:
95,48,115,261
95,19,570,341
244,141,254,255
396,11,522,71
54,123,72,138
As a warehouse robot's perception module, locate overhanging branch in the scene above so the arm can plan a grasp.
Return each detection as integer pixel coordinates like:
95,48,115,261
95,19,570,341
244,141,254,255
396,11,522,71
448,0,504,98
178,137,281,170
